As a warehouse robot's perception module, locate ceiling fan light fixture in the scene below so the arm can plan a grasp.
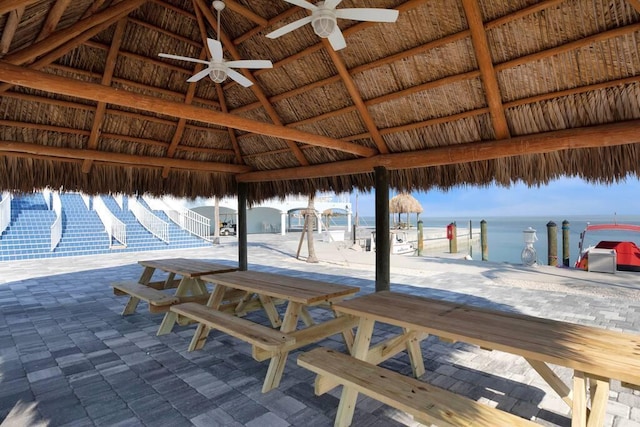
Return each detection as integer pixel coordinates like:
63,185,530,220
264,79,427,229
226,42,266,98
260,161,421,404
209,67,227,83
311,10,336,38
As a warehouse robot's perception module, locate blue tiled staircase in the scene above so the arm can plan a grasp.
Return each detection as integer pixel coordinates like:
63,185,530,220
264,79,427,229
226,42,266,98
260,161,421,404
0,193,56,261
0,193,210,262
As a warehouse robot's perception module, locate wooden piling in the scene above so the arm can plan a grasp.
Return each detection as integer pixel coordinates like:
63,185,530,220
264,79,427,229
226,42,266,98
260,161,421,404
481,220,488,261
562,220,570,267
547,221,557,266
417,220,423,256
449,222,457,254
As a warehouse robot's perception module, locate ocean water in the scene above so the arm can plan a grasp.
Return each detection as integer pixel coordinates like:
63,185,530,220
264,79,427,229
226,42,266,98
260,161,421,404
345,215,640,265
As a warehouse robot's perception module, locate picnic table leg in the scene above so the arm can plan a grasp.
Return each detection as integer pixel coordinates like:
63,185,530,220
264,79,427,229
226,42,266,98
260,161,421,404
262,301,302,393
188,284,228,351
163,272,176,289
572,371,588,427
404,327,425,378
586,376,609,427
335,317,375,427
122,266,156,315
157,277,190,335
258,294,282,328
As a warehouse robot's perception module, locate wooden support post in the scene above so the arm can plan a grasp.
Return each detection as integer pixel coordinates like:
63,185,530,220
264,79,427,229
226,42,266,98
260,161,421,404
374,167,390,292
481,219,488,261
417,220,423,256
547,221,557,266
238,182,248,271
449,222,458,254
562,220,570,267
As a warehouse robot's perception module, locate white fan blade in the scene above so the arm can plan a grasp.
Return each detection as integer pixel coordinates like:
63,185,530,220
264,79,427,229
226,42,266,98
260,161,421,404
327,28,347,50
324,0,343,9
266,16,312,39
158,53,210,65
187,67,213,83
227,69,253,87
336,8,399,23
282,0,317,11
225,60,273,69
207,38,223,60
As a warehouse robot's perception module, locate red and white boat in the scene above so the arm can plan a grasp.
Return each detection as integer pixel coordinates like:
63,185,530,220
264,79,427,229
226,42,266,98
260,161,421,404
575,223,640,272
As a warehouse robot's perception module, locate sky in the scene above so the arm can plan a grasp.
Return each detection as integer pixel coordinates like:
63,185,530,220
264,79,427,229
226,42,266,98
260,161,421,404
351,177,640,218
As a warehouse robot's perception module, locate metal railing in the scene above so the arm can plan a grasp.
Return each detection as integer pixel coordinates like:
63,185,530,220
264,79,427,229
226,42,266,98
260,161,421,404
93,195,127,247
143,195,211,242
129,197,169,243
42,188,52,210
50,192,62,251
81,193,91,210
0,192,11,236
114,193,123,210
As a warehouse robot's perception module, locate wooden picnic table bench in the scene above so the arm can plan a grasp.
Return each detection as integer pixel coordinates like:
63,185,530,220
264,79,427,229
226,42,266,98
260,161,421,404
301,290,640,426
170,270,360,392
111,258,237,335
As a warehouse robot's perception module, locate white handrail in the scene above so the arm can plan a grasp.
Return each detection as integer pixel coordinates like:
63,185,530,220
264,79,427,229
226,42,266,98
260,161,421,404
93,195,127,247
50,192,62,251
42,188,52,209
81,193,91,210
0,192,11,236
129,197,169,243
143,195,210,241
114,193,123,210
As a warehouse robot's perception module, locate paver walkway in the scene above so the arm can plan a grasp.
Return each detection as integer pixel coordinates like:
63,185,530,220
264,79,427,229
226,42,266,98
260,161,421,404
1,234,639,426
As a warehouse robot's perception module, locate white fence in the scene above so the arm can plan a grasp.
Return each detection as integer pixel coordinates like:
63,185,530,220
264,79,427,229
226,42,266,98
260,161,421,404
143,195,211,242
129,197,169,243
0,192,11,236
50,192,62,251
93,195,127,247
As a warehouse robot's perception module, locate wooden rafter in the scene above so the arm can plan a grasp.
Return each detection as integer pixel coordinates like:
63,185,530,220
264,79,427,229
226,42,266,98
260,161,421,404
1,0,145,66
626,0,640,13
237,121,640,182
462,0,510,139
0,141,251,174
318,42,387,154
82,18,127,174
35,0,72,43
224,0,267,26
82,0,110,19
193,0,311,166
0,0,39,16
0,61,376,157
0,6,24,55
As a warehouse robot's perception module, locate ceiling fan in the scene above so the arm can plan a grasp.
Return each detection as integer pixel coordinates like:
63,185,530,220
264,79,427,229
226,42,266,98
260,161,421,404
266,0,399,51
158,1,272,87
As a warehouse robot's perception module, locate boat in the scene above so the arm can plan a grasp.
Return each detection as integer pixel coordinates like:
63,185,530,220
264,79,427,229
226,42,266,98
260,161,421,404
575,223,640,272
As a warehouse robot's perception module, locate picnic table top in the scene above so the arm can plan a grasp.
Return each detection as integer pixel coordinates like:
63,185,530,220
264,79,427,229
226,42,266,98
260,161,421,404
334,291,640,387
200,270,360,305
138,258,237,278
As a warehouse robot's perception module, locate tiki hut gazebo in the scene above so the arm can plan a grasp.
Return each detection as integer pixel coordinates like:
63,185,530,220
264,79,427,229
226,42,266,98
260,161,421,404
389,193,423,228
0,0,638,288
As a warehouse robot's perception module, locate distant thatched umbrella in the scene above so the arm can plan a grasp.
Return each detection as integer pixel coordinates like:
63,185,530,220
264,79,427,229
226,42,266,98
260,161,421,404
389,193,423,227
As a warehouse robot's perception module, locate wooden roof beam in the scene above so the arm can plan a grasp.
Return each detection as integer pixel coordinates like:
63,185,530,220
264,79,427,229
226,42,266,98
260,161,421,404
224,0,267,26
237,121,640,182
82,18,127,174
82,0,110,19
626,0,640,13
324,43,387,154
462,0,510,140
0,141,250,173
0,0,39,16
0,62,376,157
35,0,72,43
0,6,24,55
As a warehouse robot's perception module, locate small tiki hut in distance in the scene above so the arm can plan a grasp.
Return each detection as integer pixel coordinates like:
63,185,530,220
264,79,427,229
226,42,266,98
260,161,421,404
389,193,423,228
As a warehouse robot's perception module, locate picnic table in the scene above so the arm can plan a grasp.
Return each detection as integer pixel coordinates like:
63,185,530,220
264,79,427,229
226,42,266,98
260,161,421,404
111,258,237,335
299,290,640,426
170,270,360,392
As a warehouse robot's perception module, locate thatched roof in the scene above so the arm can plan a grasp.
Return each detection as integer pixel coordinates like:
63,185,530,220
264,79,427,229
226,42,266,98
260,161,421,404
389,193,422,214
0,0,638,202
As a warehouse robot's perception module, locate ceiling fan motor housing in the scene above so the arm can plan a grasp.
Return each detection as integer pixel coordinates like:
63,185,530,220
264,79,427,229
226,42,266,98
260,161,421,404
312,9,337,38
209,66,227,83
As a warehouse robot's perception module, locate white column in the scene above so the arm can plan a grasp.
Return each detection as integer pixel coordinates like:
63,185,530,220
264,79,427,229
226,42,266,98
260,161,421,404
280,211,286,235
317,212,322,234
347,208,352,230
